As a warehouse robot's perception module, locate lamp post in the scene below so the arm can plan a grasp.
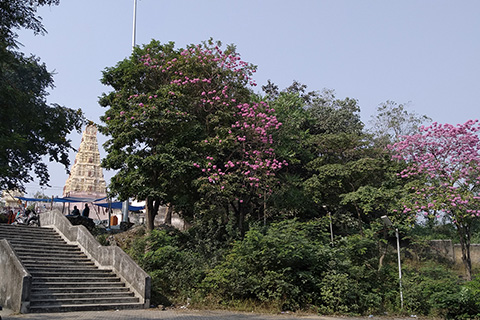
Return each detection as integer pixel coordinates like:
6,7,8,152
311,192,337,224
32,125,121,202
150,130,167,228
323,205,334,244
381,215,403,310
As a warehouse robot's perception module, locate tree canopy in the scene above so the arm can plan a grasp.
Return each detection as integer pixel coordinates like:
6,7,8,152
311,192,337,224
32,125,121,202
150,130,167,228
0,0,84,192
100,40,286,232
390,120,480,280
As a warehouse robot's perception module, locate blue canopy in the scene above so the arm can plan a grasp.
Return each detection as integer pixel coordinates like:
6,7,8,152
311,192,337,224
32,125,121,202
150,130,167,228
16,196,143,211
94,202,144,211
16,197,52,202
16,196,107,203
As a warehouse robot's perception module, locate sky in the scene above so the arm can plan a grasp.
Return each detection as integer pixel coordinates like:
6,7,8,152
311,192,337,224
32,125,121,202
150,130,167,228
16,0,480,197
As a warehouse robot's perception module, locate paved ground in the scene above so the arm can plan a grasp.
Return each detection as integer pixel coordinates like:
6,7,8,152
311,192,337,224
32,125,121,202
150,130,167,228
0,308,426,320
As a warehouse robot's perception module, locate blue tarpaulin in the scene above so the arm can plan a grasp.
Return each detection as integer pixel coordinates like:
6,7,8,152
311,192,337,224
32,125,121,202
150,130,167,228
16,196,107,203
16,197,51,202
16,196,144,211
94,202,144,211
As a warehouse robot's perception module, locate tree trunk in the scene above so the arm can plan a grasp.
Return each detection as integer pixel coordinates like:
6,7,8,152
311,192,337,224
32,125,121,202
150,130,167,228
230,200,246,238
164,204,173,225
458,222,472,281
145,197,160,231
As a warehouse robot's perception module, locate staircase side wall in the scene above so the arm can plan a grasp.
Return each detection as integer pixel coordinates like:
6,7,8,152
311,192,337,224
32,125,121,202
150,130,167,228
0,240,32,313
40,210,151,308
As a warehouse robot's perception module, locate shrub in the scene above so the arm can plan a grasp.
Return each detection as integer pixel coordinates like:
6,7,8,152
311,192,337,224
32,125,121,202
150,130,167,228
201,220,395,314
126,228,207,306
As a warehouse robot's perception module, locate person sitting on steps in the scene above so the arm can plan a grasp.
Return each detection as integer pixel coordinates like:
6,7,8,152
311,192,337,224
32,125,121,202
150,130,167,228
71,205,80,216
82,203,90,218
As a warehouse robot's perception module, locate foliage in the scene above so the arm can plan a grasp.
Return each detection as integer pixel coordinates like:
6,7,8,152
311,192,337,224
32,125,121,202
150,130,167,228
0,0,84,192
125,227,207,305
368,101,431,148
400,262,480,319
200,220,396,314
390,120,480,280
100,40,286,232
0,0,60,48
265,92,317,218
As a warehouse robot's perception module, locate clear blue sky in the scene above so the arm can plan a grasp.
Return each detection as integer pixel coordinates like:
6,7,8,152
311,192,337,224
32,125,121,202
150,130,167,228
17,0,480,197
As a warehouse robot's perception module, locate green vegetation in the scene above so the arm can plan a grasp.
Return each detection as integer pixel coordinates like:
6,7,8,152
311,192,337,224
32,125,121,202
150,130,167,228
113,220,480,319
95,39,480,318
3,2,480,318
0,0,84,192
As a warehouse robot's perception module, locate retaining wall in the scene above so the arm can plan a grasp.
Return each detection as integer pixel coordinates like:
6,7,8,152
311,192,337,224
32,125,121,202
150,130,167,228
0,239,31,313
430,239,480,266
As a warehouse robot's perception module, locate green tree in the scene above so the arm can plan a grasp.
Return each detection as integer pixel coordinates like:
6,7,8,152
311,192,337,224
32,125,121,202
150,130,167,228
368,101,431,148
100,40,286,233
0,0,60,48
0,0,84,192
302,90,403,233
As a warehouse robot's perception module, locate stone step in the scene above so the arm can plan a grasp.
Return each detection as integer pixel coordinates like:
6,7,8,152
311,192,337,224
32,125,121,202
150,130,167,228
0,224,56,233
31,286,130,294
23,261,96,268
32,281,127,289
33,276,122,283
16,251,87,259
30,296,140,306
29,270,115,278
0,230,64,241
26,265,100,272
32,281,126,290
23,259,94,265
4,232,65,240
31,291,134,300
0,227,61,235
20,254,91,261
13,247,82,255
28,302,144,313
9,242,79,253
8,239,73,247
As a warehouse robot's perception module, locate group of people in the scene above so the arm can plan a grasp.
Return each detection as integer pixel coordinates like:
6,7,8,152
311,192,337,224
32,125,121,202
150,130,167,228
70,203,90,218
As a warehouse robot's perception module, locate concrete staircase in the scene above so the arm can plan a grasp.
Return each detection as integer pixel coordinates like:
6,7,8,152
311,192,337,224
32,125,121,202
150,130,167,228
0,224,144,313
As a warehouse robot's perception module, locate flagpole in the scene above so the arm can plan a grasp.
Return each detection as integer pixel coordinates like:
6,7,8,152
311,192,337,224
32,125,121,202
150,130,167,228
132,0,137,51
122,0,137,225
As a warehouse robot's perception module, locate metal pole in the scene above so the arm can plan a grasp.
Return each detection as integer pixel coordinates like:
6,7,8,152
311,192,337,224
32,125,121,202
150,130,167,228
395,228,404,310
132,0,137,51
108,197,111,229
329,211,334,244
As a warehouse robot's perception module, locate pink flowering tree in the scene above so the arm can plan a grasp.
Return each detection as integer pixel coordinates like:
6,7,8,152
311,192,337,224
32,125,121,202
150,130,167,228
389,120,480,280
100,40,286,233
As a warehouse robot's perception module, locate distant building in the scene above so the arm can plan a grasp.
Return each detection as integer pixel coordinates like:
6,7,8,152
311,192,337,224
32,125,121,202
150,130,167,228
63,125,108,220
63,125,107,198
1,189,23,210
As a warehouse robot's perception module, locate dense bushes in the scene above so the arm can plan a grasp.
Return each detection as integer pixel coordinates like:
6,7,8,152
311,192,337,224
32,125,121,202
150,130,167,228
120,220,480,317
125,226,207,305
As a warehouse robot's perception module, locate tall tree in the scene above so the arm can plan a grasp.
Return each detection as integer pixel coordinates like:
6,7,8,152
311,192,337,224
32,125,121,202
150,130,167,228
100,40,286,233
0,0,84,192
390,120,480,280
302,90,403,233
368,101,431,147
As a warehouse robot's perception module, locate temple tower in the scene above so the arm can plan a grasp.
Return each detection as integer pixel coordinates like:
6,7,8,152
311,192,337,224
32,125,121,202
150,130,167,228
63,125,107,199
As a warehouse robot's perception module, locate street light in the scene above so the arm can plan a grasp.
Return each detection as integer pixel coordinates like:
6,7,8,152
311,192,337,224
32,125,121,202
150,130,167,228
323,205,334,244
381,215,404,310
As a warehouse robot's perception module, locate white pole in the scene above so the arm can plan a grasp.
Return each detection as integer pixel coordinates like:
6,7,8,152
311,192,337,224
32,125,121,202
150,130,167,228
395,228,404,310
123,0,137,224
328,211,334,244
132,0,137,51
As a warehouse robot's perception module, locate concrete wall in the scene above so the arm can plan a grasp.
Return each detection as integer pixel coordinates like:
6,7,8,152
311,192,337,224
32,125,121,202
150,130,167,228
40,210,151,308
430,240,480,267
0,240,31,313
